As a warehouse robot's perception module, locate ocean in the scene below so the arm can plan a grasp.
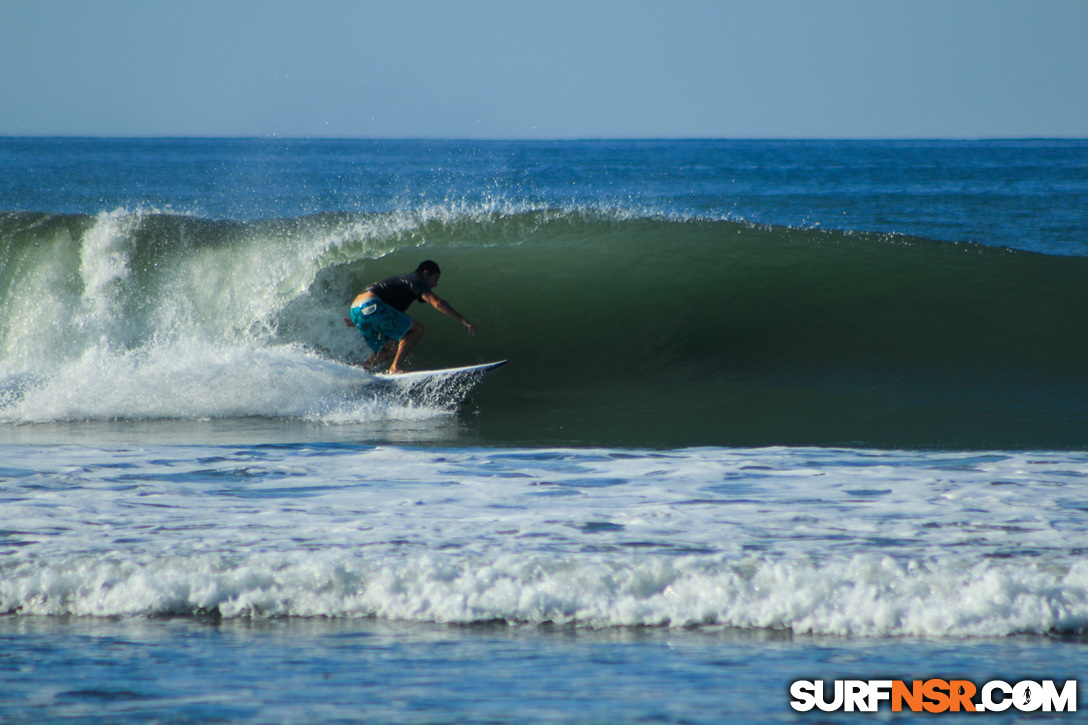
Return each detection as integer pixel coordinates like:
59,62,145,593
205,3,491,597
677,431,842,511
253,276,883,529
1,138,1087,722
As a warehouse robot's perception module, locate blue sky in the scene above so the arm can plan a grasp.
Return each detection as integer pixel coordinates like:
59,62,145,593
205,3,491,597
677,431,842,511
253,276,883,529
2,0,1086,138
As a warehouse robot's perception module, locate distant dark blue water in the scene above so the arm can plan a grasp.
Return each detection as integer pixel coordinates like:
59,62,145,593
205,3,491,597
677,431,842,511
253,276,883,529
4,138,1087,254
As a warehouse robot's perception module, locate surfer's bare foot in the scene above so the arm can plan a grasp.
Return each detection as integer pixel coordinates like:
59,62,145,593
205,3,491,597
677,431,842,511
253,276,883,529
386,366,405,374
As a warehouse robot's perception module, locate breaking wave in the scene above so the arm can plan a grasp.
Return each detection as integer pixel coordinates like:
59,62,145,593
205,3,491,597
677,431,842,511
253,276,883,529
3,206,1088,447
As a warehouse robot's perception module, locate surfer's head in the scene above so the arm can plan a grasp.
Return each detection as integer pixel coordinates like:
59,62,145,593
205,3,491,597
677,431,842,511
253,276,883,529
417,260,441,286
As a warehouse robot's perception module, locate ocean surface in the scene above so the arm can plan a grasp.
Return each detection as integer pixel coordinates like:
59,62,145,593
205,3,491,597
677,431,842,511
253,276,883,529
2,138,1087,722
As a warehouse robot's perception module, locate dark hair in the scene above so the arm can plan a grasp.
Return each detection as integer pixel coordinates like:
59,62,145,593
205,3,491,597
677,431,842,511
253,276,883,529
416,260,441,276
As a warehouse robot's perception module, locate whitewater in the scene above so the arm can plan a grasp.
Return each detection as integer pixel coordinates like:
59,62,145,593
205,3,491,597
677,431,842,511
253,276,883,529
5,444,1088,636
2,138,1087,723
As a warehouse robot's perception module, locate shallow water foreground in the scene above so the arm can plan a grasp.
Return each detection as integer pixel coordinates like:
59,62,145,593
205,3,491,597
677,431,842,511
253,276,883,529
1,616,1084,724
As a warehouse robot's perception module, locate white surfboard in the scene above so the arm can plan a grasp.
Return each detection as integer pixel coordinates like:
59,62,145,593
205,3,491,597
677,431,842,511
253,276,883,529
360,360,507,407
373,360,508,383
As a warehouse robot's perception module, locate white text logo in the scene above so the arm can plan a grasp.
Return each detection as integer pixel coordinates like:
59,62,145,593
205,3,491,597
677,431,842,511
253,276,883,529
790,679,1077,713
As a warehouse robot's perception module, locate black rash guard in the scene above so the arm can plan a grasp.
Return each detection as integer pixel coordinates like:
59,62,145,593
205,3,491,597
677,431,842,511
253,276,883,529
367,272,432,312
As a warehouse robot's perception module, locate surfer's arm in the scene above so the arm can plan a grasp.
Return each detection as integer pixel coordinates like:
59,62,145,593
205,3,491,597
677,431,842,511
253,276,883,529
421,292,478,337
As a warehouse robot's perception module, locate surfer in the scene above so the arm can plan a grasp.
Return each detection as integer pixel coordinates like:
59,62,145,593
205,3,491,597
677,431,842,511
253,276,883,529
347,260,478,374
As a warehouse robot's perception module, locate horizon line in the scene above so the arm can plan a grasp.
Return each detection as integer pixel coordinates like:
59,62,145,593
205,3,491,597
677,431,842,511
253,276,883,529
3,134,1087,143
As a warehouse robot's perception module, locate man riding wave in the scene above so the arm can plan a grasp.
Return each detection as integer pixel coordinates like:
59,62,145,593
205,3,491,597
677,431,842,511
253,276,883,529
348,260,478,374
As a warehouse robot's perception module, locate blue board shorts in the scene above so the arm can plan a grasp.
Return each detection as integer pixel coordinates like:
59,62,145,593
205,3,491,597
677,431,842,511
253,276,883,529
350,298,412,354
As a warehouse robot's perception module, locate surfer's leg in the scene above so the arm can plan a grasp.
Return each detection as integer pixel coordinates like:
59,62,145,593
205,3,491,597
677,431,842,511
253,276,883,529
388,319,424,374
354,300,413,371
363,340,396,370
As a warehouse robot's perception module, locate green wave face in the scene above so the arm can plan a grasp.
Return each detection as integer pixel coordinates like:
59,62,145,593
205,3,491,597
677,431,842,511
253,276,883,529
4,209,1088,448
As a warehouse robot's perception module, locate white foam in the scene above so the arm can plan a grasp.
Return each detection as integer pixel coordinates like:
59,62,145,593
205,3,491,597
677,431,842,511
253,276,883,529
0,341,443,424
2,445,1087,636
4,551,1087,637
